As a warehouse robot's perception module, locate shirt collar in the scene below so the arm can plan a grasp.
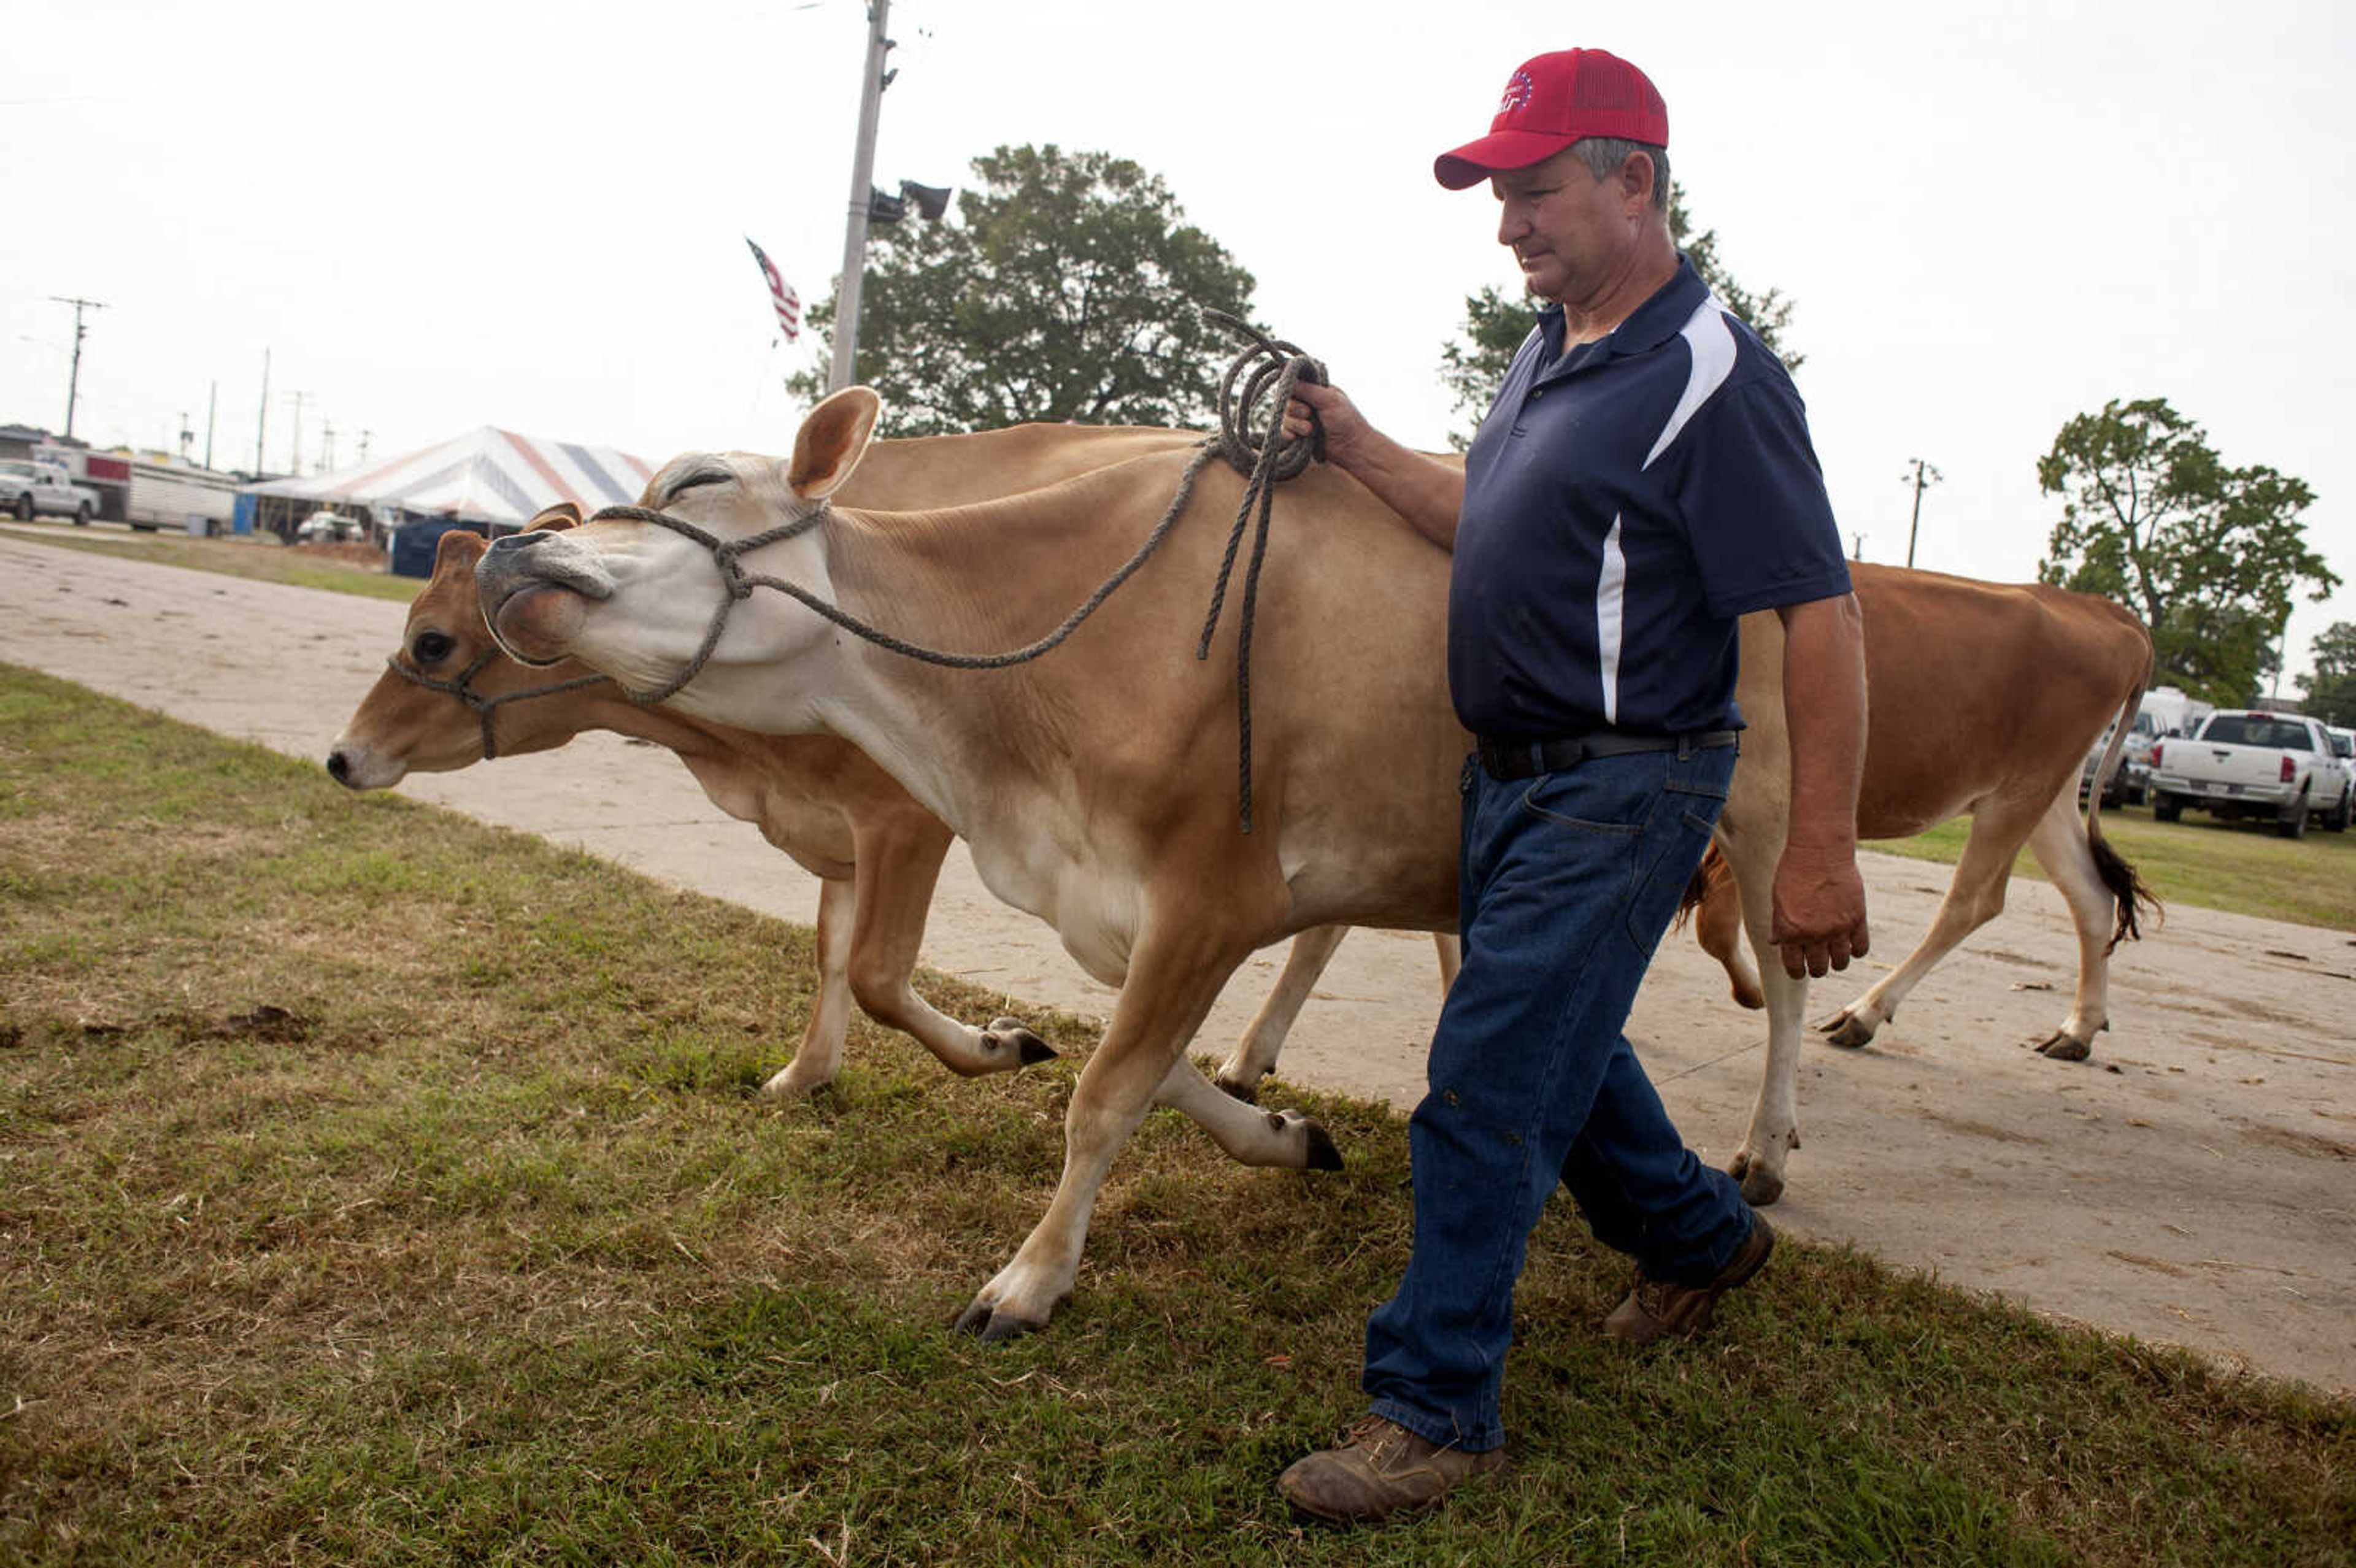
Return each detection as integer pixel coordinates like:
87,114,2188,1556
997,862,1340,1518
1535,254,1711,367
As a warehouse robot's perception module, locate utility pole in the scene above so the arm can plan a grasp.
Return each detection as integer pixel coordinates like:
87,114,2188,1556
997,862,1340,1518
204,381,218,469
358,429,373,464
285,391,312,477
1901,456,1942,570
177,412,194,461
320,421,337,474
255,349,271,474
1849,531,1866,562
50,295,106,440
827,0,894,393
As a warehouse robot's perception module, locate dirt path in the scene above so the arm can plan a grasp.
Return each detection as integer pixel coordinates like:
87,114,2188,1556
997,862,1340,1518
4,528,2350,1394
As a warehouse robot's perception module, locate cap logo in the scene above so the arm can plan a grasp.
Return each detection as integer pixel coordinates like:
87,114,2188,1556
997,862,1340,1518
1496,69,1534,117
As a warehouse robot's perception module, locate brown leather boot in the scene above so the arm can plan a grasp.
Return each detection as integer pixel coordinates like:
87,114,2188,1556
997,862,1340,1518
1277,1415,1506,1525
1604,1211,1775,1345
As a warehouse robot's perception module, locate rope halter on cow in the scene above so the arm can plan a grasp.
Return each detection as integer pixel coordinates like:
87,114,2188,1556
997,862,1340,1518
576,312,1328,832
382,648,611,763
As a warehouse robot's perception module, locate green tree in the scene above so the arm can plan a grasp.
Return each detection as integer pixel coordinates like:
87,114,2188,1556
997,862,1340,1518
2298,621,2356,726
790,144,1255,435
2036,397,2337,705
1437,188,1800,444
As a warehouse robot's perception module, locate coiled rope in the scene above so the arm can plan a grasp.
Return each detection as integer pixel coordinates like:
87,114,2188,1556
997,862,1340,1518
576,311,1328,832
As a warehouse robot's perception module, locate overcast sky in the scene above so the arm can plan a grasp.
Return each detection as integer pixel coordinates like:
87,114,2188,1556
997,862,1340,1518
7,0,2350,680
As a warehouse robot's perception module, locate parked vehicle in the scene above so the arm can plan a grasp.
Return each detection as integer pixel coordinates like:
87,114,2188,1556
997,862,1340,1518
0,459,102,523
2323,727,2356,826
294,509,363,543
2077,686,2210,808
2147,709,2350,837
2079,708,2162,807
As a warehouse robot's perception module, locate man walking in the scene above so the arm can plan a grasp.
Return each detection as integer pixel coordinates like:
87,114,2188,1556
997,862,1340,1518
1276,47,1870,1526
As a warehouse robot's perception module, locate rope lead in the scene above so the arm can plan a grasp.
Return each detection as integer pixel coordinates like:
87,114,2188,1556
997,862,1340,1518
583,310,1329,832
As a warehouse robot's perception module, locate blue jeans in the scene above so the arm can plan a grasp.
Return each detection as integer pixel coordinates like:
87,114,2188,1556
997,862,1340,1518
1364,745,1752,1453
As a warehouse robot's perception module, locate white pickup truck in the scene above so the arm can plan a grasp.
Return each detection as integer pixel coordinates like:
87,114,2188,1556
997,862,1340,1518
2148,709,2352,837
0,459,102,523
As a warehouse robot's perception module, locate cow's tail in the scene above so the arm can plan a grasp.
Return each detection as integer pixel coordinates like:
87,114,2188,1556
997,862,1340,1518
2085,651,2163,954
1674,842,1734,932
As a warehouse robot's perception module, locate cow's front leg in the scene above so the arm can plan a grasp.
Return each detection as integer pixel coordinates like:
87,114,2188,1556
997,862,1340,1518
954,922,1254,1342
1722,839,1806,1206
761,876,857,1097
844,810,1054,1078
1214,925,1349,1100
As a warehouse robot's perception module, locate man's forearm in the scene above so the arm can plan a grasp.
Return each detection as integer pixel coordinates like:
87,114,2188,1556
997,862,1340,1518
1777,593,1867,847
1327,432,1467,551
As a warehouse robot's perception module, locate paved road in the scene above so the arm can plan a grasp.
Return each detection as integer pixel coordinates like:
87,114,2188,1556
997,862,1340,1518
4,526,2350,1394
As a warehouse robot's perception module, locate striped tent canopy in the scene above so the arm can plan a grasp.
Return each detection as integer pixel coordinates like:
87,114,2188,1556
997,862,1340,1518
243,425,653,529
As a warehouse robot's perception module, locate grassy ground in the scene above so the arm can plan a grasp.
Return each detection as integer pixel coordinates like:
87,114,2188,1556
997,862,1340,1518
1,520,422,602
2,663,2350,1566
1869,804,2356,933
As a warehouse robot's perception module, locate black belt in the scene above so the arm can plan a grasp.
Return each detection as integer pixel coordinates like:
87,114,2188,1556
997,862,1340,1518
1476,729,1739,782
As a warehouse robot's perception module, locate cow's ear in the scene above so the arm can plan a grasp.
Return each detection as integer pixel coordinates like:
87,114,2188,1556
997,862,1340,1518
784,386,881,502
527,502,582,533
433,527,490,570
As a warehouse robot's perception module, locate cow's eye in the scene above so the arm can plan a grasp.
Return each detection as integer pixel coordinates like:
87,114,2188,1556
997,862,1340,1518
412,631,456,666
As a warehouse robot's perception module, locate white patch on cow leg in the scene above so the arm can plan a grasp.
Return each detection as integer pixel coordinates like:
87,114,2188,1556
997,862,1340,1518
763,877,856,1097
2024,784,2115,1061
1215,926,1349,1099
1725,845,1803,1207
1817,804,2028,1050
1154,1058,1340,1168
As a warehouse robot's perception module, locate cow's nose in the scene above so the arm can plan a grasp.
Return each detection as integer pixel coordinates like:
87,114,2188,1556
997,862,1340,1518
487,532,552,559
326,747,352,783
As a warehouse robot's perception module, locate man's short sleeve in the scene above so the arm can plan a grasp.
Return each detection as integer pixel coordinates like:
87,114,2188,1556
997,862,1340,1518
1676,372,1853,618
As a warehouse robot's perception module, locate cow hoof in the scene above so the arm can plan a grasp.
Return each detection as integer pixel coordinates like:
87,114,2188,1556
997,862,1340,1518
987,1018,1057,1068
1815,1009,1878,1050
1729,1153,1786,1207
2034,1032,2092,1062
1214,1072,1263,1105
953,1299,1045,1343
1301,1118,1344,1172
760,1063,833,1099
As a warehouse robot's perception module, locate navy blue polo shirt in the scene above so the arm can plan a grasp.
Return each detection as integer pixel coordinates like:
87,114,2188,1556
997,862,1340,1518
1450,256,1851,741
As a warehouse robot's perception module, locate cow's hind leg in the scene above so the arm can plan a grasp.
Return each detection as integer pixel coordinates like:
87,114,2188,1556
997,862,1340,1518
844,813,1052,1078
762,876,857,1097
1814,799,2043,1050
955,920,1302,1342
2021,785,2136,1061
1155,1058,1342,1170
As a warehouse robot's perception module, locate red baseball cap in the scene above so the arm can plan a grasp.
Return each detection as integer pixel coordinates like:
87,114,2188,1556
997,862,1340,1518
1433,48,1669,190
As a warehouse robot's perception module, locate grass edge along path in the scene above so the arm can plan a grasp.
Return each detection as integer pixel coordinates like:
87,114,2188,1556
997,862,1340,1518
1,663,2350,1566
0,520,424,603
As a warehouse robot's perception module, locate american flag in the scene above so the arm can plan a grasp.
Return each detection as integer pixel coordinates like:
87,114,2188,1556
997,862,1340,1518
744,236,801,344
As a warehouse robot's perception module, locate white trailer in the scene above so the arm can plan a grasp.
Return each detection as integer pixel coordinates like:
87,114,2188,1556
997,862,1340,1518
121,459,241,533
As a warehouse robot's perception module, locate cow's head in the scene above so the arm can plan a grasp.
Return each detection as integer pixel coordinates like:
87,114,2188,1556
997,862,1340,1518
326,504,605,787
476,388,881,716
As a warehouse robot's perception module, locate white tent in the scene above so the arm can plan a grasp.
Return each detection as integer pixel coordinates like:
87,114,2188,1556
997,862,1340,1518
243,425,653,536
